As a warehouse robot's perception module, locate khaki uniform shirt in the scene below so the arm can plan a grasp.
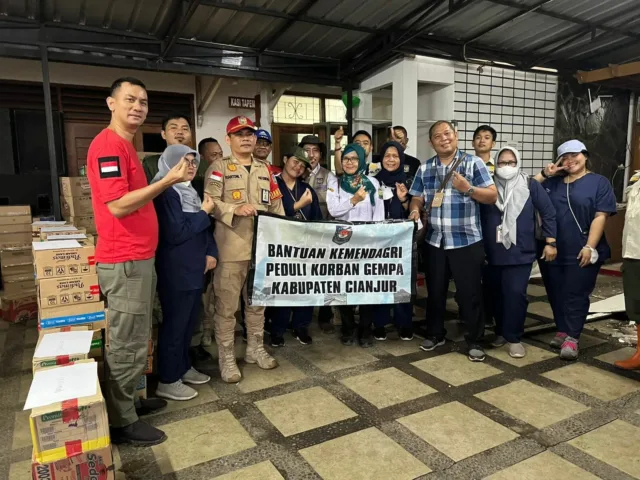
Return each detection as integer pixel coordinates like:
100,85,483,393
307,165,332,219
205,155,284,262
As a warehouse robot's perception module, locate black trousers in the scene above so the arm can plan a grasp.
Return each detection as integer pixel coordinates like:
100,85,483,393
318,306,333,325
424,241,485,345
485,263,532,343
339,305,374,337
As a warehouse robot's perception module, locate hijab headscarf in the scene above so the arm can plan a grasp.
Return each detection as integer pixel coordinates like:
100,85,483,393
152,144,202,213
375,141,406,187
494,146,530,249
340,143,376,206
376,141,408,219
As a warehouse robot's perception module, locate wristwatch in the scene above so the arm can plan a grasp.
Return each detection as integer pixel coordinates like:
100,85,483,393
465,187,475,196
546,241,557,248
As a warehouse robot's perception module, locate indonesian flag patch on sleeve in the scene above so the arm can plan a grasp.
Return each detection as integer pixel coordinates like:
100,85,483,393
209,171,223,183
98,156,121,178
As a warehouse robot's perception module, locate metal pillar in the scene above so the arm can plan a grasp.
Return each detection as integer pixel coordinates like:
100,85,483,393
346,81,353,142
41,45,61,219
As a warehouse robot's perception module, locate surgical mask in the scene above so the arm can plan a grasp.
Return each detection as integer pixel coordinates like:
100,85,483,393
496,166,518,180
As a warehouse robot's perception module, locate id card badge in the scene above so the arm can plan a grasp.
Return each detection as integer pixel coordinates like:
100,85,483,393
432,191,444,208
261,188,270,204
496,225,503,243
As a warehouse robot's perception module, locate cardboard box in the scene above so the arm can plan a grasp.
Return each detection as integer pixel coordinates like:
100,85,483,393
2,263,34,279
1,246,33,267
0,205,31,217
135,375,147,399
33,325,102,372
31,445,115,480
0,292,38,323
39,301,106,329
61,196,93,217
33,241,96,279
59,177,92,198
32,221,67,235
0,231,32,246
37,274,100,309
29,364,110,464
0,214,31,226
40,226,86,241
68,216,96,233
3,277,36,295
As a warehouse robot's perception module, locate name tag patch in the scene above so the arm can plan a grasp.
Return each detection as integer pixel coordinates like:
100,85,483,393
98,156,121,178
225,174,241,180
261,189,270,204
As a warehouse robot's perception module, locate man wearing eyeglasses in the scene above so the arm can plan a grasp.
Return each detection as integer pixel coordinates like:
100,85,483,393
408,120,497,362
204,116,284,383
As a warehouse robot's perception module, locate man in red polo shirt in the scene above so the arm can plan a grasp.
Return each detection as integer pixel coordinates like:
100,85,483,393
87,77,190,446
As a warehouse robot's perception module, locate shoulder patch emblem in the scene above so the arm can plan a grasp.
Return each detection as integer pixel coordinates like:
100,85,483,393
209,171,223,182
98,156,121,178
231,190,242,200
227,164,237,172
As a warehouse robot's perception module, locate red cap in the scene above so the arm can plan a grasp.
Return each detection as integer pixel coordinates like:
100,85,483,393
226,116,256,134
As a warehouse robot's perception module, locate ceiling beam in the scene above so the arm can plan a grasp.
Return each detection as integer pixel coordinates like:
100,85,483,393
199,0,376,33
577,61,640,84
256,0,320,52
484,0,640,42
464,0,552,44
160,0,202,59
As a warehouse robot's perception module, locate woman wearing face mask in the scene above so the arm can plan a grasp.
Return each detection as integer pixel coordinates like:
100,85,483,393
270,147,323,347
372,141,414,341
533,140,617,360
481,147,557,358
327,143,385,347
152,145,218,401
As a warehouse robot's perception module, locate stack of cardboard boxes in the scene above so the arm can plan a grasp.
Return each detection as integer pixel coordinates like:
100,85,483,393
0,205,38,323
59,177,96,235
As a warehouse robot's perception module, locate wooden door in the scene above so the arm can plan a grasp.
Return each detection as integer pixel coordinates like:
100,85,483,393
64,122,106,177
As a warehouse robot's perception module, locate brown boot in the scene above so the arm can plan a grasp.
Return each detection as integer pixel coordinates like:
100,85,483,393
245,333,278,370
218,341,241,383
614,326,640,370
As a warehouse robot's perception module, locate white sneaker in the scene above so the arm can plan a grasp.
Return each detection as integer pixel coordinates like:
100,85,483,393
508,342,526,358
156,380,198,401
182,367,211,385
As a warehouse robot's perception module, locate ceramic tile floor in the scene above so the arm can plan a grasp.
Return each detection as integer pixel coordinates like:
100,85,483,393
3,279,640,479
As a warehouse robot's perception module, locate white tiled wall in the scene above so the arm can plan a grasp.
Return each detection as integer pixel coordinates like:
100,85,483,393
453,63,558,175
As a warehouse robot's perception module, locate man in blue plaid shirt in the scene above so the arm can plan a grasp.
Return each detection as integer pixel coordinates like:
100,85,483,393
409,120,497,362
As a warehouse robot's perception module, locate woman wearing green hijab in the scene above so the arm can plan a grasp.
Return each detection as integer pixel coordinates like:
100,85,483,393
327,143,385,347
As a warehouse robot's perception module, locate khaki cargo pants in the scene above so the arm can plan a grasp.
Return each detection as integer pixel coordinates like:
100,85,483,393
213,261,264,345
98,258,156,428
190,273,215,347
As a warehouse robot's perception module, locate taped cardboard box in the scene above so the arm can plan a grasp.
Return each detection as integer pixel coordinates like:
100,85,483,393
1,263,34,280
33,329,89,372
0,231,32,246
33,240,96,279
61,196,93,217
60,177,92,198
31,445,115,480
39,301,106,330
37,274,100,309
29,361,110,464
32,221,68,235
0,292,37,323
0,214,31,226
0,245,33,267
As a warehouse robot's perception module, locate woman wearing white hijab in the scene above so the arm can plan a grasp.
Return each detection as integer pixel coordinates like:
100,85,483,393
480,146,557,358
152,145,218,401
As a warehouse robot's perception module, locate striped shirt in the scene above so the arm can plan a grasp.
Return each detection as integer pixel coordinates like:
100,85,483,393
409,150,494,250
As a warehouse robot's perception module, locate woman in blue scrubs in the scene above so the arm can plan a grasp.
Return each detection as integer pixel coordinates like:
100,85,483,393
372,141,414,342
534,140,617,360
153,145,218,401
481,147,557,358
270,148,323,347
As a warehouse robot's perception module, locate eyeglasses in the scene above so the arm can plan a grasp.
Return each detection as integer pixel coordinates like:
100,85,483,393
184,158,198,167
343,157,359,164
497,161,517,167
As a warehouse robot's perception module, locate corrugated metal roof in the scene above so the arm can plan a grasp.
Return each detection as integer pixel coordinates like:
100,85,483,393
1,0,639,85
